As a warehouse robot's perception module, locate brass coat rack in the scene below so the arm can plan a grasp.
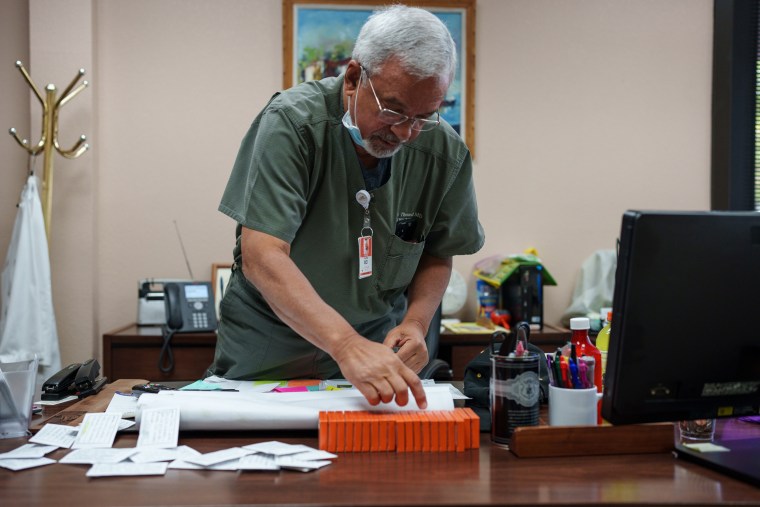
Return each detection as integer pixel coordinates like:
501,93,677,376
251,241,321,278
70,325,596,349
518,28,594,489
8,60,90,243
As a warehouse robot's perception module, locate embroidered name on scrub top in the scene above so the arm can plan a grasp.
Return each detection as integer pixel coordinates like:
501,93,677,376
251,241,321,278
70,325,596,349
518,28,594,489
356,190,373,279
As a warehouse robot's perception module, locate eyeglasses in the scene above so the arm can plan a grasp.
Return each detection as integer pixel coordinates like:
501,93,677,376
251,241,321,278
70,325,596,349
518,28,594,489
361,67,440,132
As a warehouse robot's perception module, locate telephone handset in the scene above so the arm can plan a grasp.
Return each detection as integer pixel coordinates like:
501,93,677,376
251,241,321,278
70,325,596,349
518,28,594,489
160,282,217,373
163,281,217,332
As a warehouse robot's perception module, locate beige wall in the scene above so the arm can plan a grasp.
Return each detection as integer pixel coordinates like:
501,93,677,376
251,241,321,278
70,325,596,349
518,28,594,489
0,0,712,367
1,2,29,275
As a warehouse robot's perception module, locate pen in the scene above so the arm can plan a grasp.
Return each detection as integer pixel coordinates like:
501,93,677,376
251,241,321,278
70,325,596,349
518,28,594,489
569,359,581,389
559,356,570,388
578,358,589,388
581,356,596,389
546,355,556,386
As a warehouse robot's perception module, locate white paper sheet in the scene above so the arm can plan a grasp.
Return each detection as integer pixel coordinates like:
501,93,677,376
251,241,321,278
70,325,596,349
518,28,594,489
243,441,314,456
59,448,138,464
29,423,78,448
237,453,279,470
136,385,454,431
168,459,204,470
86,462,167,477
72,413,121,449
276,457,331,471
136,406,180,448
182,447,253,467
0,443,57,459
130,445,200,463
0,457,56,471
106,392,138,418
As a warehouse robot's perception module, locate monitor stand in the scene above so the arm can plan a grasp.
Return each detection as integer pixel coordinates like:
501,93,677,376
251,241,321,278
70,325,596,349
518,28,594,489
674,417,760,487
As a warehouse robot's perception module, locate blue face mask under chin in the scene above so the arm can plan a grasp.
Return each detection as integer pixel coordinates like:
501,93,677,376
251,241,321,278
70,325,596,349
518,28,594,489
341,94,365,148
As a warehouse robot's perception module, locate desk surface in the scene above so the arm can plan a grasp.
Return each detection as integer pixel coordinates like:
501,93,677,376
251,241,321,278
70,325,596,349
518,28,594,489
3,382,760,506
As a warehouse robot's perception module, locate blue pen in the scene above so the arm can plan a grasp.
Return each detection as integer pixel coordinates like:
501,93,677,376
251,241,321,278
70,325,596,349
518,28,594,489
569,359,582,389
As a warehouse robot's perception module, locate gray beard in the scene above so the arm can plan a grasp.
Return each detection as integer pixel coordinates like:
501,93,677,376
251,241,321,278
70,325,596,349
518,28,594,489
363,135,404,159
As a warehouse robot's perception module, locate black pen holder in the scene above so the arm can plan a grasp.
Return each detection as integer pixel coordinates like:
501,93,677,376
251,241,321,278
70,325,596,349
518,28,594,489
490,352,540,446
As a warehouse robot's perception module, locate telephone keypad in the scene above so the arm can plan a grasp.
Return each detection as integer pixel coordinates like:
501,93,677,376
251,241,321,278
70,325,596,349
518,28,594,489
191,311,209,329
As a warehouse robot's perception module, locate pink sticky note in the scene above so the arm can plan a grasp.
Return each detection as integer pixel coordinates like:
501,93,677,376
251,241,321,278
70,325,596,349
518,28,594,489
273,386,309,393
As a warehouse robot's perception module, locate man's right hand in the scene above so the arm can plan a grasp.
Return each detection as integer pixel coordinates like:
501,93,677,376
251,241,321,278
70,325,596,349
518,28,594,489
241,227,427,409
332,335,428,410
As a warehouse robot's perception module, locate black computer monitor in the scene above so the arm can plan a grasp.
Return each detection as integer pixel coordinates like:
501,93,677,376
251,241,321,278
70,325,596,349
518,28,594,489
601,210,760,485
603,210,760,423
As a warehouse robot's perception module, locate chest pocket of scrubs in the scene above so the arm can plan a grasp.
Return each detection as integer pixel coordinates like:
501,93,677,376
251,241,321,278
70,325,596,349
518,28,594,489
376,235,425,291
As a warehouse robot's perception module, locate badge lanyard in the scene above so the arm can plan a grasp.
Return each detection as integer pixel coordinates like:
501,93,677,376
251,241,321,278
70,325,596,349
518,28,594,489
356,190,373,279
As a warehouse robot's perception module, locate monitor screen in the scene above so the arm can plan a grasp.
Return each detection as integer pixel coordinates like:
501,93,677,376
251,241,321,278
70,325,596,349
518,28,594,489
601,210,760,425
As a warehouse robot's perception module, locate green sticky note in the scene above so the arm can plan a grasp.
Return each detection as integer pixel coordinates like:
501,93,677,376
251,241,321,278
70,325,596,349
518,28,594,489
179,380,225,391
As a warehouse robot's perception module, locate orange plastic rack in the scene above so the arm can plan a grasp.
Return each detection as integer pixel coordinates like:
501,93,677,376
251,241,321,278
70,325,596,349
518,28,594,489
318,408,480,452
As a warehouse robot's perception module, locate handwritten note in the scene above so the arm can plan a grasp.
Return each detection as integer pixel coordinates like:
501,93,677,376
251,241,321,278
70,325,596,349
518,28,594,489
72,413,121,449
137,406,180,449
30,423,78,448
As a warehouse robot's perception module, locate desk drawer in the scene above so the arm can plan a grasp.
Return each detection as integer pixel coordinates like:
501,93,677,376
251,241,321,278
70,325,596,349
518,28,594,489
103,325,216,382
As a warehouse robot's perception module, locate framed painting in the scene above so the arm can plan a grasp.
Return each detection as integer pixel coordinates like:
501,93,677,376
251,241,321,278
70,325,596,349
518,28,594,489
211,263,233,319
282,0,476,155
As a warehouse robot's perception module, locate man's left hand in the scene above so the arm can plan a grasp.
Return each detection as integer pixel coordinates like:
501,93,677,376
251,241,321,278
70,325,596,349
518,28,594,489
383,321,429,373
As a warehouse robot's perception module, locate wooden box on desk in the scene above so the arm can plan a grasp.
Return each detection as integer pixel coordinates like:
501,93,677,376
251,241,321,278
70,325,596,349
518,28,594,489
510,422,675,458
102,323,216,381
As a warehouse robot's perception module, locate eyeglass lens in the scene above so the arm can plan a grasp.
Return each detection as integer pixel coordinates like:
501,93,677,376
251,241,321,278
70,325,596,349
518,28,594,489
362,67,440,132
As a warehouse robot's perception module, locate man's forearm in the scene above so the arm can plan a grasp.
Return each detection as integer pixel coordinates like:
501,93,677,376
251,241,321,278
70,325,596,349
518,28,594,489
240,227,428,408
404,253,453,333
240,227,360,356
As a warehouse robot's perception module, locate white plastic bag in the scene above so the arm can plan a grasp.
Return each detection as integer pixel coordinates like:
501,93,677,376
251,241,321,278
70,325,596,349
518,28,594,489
560,249,617,328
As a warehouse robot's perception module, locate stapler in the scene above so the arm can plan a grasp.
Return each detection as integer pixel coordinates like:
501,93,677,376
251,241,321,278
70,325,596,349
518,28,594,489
74,358,100,391
41,359,107,400
41,362,81,400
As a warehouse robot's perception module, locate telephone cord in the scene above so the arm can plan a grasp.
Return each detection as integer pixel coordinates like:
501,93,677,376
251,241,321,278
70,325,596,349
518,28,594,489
158,326,176,373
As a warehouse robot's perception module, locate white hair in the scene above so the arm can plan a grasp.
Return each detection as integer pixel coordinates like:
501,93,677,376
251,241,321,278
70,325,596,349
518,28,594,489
352,5,457,83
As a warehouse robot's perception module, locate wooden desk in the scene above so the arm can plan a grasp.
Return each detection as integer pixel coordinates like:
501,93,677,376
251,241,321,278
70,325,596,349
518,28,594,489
103,324,216,381
103,322,569,383
4,380,760,506
439,323,571,379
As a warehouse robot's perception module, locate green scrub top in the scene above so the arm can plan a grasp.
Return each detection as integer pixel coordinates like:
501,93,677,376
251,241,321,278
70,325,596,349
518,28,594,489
211,75,484,380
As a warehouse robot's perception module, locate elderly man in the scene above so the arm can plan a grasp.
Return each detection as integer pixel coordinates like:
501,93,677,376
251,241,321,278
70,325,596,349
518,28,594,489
210,5,484,409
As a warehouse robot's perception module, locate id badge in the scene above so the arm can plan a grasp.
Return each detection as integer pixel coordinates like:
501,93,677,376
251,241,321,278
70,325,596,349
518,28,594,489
358,235,372,279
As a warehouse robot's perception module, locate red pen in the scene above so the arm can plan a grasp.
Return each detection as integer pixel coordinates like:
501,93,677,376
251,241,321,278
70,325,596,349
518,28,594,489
559,356,570,388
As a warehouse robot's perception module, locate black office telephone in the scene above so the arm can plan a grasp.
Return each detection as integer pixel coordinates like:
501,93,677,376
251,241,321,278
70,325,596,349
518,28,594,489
159,282,217,373
42,359,106,400
164,281,217,332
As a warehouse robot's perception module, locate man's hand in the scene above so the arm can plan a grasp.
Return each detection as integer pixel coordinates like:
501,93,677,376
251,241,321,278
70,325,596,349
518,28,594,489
383,320,429,373
240,227,429,410
332,335,428,410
